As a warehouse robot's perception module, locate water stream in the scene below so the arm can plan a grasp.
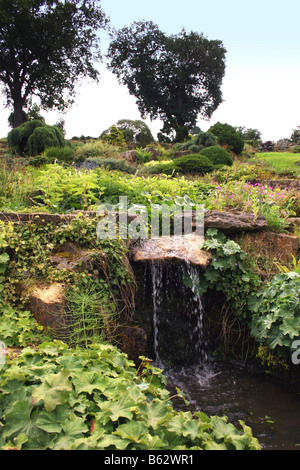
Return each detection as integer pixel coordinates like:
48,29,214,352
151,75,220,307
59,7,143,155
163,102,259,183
148,260,300,450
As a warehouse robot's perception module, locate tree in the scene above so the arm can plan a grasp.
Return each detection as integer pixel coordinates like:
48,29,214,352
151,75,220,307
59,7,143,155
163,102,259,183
8,104,45,128
109,119,154,148
100,125,127,148
208,122,244,155
0,0,108,128
107,21,226,142
290,126,300,144
235,126,261,143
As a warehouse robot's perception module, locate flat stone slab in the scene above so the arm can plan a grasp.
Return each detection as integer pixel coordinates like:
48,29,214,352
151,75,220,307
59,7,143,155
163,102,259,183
204,210,268,233
130,233,211,267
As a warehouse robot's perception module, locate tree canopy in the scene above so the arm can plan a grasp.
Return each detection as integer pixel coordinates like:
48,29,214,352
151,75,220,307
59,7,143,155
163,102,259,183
101,119,154,148
0,0,108,127
107,21,226,142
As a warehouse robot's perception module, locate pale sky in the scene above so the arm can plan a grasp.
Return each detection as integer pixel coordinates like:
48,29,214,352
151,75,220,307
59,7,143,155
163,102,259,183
1,0,300,142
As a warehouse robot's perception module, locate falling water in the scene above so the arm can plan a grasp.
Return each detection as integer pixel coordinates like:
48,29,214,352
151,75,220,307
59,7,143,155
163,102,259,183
150,262,163,368
149,260,209,369
144,261,300,450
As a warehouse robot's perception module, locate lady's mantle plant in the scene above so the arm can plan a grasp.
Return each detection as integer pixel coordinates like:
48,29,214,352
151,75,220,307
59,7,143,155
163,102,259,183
0,341,261,450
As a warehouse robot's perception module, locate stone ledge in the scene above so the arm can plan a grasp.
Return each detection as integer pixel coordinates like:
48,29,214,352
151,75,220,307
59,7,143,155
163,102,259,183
129,233,211,267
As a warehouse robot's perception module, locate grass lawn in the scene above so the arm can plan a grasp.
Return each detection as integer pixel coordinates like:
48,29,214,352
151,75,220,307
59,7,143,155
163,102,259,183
253,152,300,174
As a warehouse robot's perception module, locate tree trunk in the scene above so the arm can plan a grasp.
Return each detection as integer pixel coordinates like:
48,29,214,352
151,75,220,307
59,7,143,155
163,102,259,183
13,96,25,128
174,124,189,143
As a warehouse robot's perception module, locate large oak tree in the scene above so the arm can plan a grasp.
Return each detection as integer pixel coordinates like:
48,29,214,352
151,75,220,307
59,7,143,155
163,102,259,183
0,0,108,128
107,21,226,142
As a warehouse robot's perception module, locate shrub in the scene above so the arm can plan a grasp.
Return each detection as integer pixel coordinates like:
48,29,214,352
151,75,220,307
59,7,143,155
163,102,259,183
114,119,154,148
172,131,217,154
260,141,274,152
74,140,122,163
45,146,75,162
173,154,214,174
82,157,136,174
100,125,127,148
199,145,233,166
193,131,218,147
7,120,45,154
143,160,176,175
0,341,261,450
208,122,244,155
7,120,66,156
27,125,65,156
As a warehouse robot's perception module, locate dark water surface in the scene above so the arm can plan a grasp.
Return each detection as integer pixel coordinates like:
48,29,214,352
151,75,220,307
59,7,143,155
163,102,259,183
164,359,300,450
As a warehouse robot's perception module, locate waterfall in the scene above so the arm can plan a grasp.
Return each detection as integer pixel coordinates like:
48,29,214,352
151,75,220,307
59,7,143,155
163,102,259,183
149,260,208,368
150,262,163,367
185,263,208,363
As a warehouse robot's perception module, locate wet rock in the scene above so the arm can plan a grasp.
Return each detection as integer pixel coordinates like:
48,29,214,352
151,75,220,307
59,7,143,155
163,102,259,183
119,326,147,365
129,233,211,267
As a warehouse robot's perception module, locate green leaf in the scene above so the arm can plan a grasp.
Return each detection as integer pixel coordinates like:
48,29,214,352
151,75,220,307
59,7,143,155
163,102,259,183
0,252,9,274
35,405,70,433
96,434,130,450
136,401,172,430
204,267,220,283
99,394,136,421
113,421,148,444
280,317,300,339
2,400,36,439
167,411,206,440
0,433,28,450
31,370,72,411
72,371,109,395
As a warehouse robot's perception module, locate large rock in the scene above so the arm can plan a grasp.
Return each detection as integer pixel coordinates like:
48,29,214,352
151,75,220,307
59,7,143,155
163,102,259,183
204,210,268,233
49,241,104,272
174,210,267,234
119,326,147,365
129,233,211,267
118,149,138,167
29,283,67,333
235,231,299,265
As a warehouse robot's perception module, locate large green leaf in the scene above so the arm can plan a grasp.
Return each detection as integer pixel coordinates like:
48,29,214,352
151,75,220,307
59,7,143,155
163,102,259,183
113,421,149,444
2,400,35,439
31,370,72,411
35,405,70,433
99,394,136,422
280,317,300,340
167,411,207,440
136,401,172,430
71,371,109,395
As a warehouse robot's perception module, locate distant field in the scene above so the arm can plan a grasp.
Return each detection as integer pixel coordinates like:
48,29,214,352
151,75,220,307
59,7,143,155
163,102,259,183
253,152,300,174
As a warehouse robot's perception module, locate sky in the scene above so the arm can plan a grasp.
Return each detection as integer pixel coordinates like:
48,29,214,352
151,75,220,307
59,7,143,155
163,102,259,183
1,0,300,142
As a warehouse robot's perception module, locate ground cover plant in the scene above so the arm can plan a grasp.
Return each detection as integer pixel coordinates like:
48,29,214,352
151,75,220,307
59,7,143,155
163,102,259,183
0,341,260,450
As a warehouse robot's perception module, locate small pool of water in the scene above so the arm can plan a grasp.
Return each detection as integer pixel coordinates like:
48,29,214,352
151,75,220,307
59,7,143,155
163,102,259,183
164,359,300,450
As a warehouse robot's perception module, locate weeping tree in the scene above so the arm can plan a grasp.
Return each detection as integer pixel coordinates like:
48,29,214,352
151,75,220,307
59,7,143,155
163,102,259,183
107,21,226,142
0,0,108,128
